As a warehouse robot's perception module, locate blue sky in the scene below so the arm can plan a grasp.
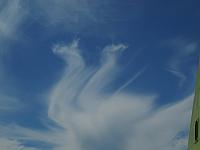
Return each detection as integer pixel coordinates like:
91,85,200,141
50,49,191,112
0,0,200,150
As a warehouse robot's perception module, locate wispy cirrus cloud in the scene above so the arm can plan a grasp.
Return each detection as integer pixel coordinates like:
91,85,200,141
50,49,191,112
34,0,97,33
34,0,138,33
0,137,41,150
36,0,94,26
0,40,193,150
0,95,24,113
0,0,27,43
166,38,199,87
0,0,27,116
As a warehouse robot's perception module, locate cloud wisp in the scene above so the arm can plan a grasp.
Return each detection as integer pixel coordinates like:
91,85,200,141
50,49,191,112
0,138,39,150
0,0,27,117
34,0,138,33
0,40,194,150
0,0,27,43
166,39,199,87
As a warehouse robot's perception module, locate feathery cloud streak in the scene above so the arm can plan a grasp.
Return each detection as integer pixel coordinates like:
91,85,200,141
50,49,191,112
0,0,26,43
167,39,199,87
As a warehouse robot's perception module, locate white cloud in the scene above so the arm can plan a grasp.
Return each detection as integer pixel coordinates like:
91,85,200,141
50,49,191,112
34,0,97,32
37,0,93,23
0,0,27,115
0,0,27,42
0,138,40,150
166,39,199,87
34,0,137,32
0,95,24,113
0,40,194,150
125,94,192,150
0,0,27,62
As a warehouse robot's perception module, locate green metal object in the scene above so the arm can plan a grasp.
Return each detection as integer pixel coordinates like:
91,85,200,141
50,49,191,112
188,60,200,150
